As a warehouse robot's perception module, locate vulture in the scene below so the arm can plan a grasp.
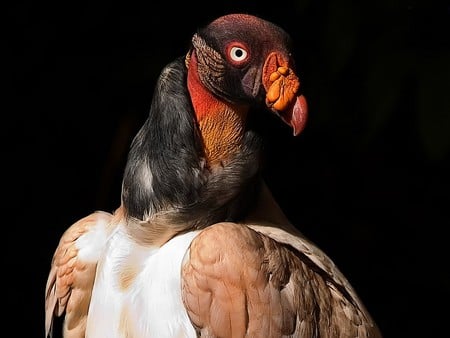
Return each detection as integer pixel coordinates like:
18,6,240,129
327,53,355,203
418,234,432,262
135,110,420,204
45,13,382,338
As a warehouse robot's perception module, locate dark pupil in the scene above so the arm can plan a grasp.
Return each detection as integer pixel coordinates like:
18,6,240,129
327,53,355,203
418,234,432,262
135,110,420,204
234,49,243,58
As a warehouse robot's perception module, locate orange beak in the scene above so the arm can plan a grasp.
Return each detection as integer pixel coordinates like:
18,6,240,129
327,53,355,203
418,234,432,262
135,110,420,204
263,52,308,136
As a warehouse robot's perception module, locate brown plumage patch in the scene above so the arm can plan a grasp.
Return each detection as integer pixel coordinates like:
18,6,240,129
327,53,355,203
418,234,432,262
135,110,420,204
45,210,114,338
118,263,139,291
181,222,299,337
182,220,382,337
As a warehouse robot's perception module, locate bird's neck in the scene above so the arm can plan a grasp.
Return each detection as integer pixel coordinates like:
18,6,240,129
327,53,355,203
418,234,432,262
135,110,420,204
187,60,249,165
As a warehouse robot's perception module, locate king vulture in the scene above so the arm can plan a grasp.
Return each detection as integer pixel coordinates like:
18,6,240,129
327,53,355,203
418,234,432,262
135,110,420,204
45,13,382,338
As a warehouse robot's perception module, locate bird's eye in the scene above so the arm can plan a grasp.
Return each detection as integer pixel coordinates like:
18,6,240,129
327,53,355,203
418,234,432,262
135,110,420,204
230,47,248,62
226,42,249,66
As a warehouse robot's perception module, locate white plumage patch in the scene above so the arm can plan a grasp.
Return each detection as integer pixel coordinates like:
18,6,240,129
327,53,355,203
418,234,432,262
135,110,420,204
131,230,201,337
75,216,110,263
86,223,201,338
138,162,154,195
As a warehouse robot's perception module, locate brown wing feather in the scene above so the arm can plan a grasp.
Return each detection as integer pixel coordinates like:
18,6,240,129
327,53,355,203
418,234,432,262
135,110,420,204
182,222,382,337
45,210,116,338
248,223,382,337
182,222,291,337
181,181,382,337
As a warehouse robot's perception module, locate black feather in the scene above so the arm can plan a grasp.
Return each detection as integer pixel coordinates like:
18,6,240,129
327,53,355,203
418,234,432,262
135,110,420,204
122,57,205,219
122,57,263,228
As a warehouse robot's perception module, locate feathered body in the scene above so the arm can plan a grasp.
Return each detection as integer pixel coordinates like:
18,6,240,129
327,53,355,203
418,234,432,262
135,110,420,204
45,14,382,338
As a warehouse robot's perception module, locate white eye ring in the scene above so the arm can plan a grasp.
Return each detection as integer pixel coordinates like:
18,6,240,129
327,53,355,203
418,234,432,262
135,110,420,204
229,46,248,62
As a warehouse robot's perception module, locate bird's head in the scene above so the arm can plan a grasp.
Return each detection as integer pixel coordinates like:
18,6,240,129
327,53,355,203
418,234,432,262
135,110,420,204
122,14,308,236
185,13,308,142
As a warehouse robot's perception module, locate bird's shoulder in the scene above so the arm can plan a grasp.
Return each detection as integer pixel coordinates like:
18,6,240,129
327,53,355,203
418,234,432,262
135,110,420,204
182,221,382,337
45,209,117,338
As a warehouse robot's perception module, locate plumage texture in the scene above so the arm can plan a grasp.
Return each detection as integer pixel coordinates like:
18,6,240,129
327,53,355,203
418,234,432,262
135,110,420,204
45,211,114,337
45,13,382,338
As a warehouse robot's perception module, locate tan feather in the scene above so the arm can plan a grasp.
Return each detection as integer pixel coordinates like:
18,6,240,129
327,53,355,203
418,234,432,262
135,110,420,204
181,181,382,337
45,210,116,338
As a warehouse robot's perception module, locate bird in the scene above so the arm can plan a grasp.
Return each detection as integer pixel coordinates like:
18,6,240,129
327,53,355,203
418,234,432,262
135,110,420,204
45,13,382,338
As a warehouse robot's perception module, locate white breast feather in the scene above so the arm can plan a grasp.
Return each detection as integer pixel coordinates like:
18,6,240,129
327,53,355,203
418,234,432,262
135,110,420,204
86,224,200,338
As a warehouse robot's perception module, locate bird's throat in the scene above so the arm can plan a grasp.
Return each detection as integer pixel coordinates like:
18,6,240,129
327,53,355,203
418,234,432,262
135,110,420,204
187,61,249,166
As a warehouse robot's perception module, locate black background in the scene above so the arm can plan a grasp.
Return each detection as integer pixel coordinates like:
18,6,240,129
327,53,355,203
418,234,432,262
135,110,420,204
6,0,449,337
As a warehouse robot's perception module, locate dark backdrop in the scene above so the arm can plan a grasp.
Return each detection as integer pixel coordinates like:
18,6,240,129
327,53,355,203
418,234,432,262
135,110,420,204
6,1,449,337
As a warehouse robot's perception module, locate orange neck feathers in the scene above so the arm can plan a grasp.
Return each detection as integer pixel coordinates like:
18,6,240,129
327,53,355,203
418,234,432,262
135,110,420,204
187,55,249,166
